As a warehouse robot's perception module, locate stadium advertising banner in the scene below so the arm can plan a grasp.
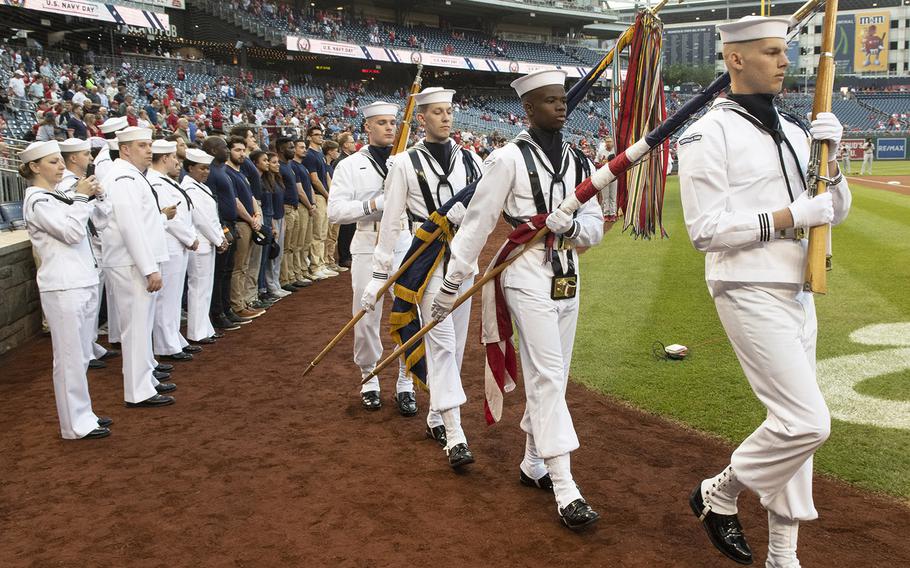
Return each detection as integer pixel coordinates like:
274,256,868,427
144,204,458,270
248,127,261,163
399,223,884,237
833,14,855,74
286,35,593,78
841,138,866,160
662,25,716,67
875,137,906,160
3,0,170,30
854,10,889,73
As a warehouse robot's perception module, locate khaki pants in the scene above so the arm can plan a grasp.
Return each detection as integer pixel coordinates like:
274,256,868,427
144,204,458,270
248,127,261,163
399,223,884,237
309,194,328,272
325,223,339,267
295,205,312,279
280,206,299,285
230,221,253,312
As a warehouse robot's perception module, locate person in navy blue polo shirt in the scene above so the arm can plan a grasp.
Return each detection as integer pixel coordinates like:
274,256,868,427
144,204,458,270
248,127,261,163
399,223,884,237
291,139,317,285
224,136,264,320
201,136,244,331
302,126,335,280
277,137,310,291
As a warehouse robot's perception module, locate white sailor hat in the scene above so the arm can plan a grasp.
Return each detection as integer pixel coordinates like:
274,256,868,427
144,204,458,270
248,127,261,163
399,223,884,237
107,139,119,150
510,69,568,98
361,101,399,118
152,139,177,154
718,16,790,44
116,126,153,143
19,141,60,163
99,116,129,134
58,138,91,153
412,87,455,107
89,137,107,150
185,148,214,165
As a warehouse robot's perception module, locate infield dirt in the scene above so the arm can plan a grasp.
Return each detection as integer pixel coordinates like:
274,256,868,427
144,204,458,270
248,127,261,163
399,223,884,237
1,223,908,567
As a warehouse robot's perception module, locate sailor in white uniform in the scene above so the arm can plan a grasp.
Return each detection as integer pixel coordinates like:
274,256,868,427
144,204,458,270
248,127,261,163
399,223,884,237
182,148,225,344
678,17,852,568
326,102,412,414
148,139,199,359
57,137,116,365
92,116,129,346
101,127,176,407
431,70,604,530
362,87,483,466
20,141,111,439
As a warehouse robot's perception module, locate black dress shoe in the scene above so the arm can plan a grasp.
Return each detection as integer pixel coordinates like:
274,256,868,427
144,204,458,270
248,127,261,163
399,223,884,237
520,470,554,491
292,280,312,288
99,349,121,360
361,390,381,411
183,345,203,354
126,394,175,408
88,359,106,369
155,363,174,373
447,443,475,468
164,351,194,361
689,485,753,565
559,499,600,531
211,331,225,339
212,315,241,331
97,416,113,428
155,382,177,394
425,425,447,447
153,370,171,381
82,427,110,439
192,337,217,345
281,284,297,293
393,391,418,417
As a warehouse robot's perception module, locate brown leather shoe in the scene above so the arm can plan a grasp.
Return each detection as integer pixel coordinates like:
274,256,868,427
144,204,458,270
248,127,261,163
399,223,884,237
237,308,265,319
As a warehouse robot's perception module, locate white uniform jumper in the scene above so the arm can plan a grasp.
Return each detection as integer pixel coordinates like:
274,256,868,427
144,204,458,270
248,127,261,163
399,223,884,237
58,169,111,360
24,186,104,438
93,143,121,343
327,146,412,393
101,159,170,403
183,176,223,342
375,139,482,433
447,130,604,508
148,169,197,355
678,98,851,522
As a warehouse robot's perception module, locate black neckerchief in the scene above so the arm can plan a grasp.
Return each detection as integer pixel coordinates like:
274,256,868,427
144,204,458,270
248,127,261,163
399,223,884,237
367,145,392,177
727,93,780,131
159,174,194,209
423,140,452,172
529,126,564,173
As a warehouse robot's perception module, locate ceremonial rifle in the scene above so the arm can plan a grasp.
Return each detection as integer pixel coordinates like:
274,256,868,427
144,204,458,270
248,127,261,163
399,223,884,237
804,0,839,294
302,64,423,378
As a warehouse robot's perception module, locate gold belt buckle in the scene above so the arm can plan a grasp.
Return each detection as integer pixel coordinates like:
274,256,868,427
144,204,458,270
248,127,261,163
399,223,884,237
551,275,578,300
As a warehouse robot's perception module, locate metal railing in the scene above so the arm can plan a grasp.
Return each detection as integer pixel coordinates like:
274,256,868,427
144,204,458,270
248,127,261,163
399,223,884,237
0,138,28,203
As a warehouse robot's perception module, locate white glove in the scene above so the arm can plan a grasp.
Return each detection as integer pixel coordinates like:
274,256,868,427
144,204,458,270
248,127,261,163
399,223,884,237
788,191,834,229
545,209,576,236
360,275,387,312
446,202,467,225
808,112,843,155
430,277,461,322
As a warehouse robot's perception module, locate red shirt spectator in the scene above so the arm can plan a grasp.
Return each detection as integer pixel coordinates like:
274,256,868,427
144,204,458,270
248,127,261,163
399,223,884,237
166,110,179,131
211,105,223,131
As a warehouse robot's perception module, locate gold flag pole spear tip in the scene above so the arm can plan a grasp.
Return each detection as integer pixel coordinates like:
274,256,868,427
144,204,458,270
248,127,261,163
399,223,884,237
804,0,839,295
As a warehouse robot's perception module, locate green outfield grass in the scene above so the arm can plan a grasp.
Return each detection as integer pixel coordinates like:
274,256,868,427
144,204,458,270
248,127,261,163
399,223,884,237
573,169,910,501
843,160,910,177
